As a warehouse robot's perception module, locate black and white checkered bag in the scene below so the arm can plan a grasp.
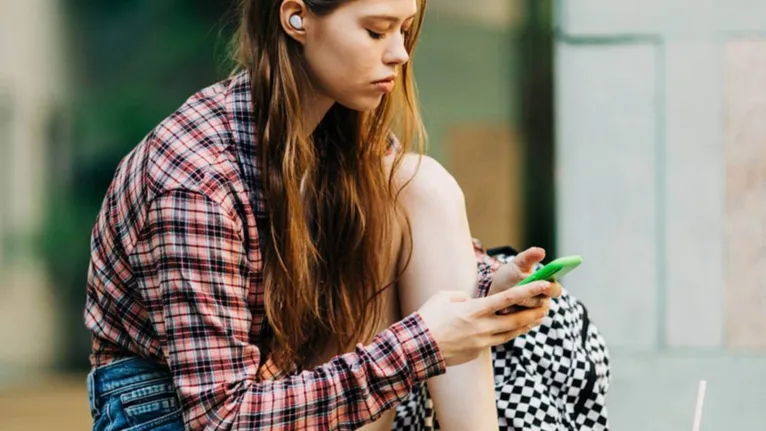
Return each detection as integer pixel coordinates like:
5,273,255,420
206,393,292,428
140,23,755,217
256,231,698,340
391,246,611,430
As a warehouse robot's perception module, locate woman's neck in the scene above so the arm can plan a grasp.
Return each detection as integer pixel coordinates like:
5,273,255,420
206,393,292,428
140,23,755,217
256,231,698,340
301,90,335,136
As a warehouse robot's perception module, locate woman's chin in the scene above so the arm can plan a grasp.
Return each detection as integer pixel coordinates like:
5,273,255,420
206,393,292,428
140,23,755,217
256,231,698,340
338,94,385,112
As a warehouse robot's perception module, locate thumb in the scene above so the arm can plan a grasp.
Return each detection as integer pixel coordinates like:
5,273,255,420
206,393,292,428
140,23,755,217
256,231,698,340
513,247,546,272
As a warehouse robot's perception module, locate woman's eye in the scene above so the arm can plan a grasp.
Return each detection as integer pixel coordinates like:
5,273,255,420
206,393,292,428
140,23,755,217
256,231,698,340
367,30,385,40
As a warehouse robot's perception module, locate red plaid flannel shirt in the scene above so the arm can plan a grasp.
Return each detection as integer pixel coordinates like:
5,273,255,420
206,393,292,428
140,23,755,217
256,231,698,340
84,71,496,430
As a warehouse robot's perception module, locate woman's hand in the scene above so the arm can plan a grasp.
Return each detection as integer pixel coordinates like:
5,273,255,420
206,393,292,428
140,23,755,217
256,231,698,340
417,281,553,367
488,247,563,312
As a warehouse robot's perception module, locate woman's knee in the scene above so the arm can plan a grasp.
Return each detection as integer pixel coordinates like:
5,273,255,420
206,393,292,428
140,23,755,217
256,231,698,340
394,154,466,214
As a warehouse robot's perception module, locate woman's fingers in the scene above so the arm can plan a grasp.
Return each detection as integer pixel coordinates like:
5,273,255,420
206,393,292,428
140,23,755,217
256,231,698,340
472,280,552,315
488,324,535,345
487,305,548,335
548,281,563,298
513,247,546,273
487,315,547,345
517,295,550,309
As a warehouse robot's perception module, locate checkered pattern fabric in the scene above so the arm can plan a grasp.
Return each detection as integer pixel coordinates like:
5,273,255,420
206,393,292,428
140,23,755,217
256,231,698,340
391,252,611,430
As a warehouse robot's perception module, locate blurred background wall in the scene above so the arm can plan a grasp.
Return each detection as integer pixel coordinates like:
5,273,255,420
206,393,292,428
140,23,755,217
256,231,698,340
0,0,63,380
0,0,764,430
556,1,766,429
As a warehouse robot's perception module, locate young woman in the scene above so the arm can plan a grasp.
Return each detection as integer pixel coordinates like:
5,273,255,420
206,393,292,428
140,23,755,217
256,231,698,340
84,0,609,430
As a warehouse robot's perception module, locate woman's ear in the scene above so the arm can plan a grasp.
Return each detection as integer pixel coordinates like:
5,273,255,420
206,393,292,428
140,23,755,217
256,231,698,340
280,0,308,45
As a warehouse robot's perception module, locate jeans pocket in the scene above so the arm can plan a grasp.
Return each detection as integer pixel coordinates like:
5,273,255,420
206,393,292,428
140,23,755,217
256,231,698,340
119,380,182,429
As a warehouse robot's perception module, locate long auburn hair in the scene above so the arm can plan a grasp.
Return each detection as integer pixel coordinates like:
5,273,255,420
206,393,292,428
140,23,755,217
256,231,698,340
231,0,427,373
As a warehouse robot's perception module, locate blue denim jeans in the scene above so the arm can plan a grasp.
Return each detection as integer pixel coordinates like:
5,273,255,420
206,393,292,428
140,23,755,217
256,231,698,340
86,356,184,431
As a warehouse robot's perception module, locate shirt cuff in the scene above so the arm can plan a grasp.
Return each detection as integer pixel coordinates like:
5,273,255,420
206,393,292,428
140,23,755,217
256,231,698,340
388,312,446,382
473,260,494,298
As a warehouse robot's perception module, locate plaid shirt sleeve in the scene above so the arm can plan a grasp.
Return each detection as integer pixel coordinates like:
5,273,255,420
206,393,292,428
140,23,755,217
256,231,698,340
144,188,446,430
472,239,497,298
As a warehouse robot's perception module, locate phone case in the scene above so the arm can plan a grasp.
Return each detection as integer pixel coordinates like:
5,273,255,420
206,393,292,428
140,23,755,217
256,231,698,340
516,255,582,285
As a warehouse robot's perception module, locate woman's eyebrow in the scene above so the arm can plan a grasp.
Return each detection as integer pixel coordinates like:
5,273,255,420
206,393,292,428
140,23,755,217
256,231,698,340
362,13,417,23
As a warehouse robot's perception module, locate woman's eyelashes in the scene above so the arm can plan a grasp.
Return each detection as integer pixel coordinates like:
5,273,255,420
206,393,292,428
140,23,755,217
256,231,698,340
367,29,384,39
366,27,410,40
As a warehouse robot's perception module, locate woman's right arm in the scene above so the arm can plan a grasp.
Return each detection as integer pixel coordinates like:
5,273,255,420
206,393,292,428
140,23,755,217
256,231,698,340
143,189,447,430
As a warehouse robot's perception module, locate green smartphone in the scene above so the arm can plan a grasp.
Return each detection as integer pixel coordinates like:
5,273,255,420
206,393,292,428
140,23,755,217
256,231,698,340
516,255,583,286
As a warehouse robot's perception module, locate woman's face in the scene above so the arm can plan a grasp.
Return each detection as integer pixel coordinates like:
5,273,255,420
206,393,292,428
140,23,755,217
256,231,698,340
284,0,418,112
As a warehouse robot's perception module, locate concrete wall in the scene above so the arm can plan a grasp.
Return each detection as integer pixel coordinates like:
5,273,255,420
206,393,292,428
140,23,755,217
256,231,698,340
555,0,766,429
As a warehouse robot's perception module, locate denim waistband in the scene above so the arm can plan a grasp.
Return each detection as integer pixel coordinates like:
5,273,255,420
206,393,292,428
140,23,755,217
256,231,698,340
86,356,173,414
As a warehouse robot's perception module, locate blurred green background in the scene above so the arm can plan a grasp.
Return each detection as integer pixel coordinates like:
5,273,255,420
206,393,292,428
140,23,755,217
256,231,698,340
44,0,242,373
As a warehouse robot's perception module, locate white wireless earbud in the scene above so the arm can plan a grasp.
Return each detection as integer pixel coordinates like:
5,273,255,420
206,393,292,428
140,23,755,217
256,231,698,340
289,15,304,30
